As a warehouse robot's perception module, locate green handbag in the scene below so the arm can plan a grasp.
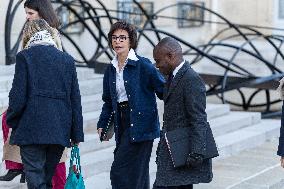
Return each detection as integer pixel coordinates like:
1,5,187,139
64,145,85,189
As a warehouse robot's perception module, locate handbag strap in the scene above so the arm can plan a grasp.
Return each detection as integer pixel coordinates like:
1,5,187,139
69,145,82,174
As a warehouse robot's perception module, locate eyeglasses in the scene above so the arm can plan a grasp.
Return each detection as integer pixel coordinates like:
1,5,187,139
111,35,129,42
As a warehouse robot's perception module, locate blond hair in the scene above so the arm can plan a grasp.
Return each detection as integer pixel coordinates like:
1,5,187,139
22,19,54,49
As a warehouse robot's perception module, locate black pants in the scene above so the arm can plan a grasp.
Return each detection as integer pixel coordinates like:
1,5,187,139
20,144,64,189
153,185,193,189
110,102,153,189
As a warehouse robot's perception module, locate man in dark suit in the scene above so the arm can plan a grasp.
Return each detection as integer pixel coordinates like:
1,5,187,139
153,37,218,189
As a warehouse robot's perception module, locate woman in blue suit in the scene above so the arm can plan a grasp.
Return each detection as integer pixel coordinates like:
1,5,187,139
6,19,84,189
97,21,165,189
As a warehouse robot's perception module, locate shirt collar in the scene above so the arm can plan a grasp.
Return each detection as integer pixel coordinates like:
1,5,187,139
173,60,185,77
111,48,139,68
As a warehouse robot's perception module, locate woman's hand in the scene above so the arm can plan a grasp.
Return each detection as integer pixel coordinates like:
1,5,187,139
97,128,103,137
71,141,80,147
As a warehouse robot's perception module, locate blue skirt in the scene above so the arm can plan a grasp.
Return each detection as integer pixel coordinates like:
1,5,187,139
110,103,153,189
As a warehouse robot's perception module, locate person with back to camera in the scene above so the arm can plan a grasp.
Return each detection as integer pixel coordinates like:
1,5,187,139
97,20,165,189
0,0,67,188
5,19,84,189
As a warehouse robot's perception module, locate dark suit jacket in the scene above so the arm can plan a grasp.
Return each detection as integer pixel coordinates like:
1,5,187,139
155,62,218,186
7,45,84,147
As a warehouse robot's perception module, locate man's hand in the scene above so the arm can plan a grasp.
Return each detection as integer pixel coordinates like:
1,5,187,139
186,153,203,168
281,157,284,168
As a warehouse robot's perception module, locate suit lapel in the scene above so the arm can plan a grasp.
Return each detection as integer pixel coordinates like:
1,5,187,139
164,62,190,102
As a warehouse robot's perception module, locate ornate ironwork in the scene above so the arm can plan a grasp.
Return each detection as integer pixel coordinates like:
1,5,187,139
56,0,85,34
4,0,284,117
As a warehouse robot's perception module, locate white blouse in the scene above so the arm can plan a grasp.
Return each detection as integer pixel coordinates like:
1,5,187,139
111,48,139,103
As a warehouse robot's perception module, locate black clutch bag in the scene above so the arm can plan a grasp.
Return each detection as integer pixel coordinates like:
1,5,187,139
165,125,218,168
100,112,114,142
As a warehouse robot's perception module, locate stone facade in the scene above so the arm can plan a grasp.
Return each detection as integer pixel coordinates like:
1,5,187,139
0,0,282,64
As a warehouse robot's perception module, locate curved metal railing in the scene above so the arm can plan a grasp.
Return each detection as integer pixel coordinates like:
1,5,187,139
4,0,284,116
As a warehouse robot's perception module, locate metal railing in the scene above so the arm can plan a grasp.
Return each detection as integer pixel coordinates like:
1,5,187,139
4,0,284,117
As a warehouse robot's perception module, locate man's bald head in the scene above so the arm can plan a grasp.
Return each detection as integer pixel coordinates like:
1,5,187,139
154,37,183,56
153,37,184,75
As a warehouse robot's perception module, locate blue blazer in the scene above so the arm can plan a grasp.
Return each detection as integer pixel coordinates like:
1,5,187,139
278,101,284,156
7,45,84,147
97,55,165,143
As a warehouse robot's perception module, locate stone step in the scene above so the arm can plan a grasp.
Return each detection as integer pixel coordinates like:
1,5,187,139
80,134,115,155
227,166,284,189
83,111,260,154
0,66,101,81
2,131,282,189
210,111,261,137
157,101,231,120
82,110,101,133
77,111,265,167
226,166,284,189
83,154,158,189
81,93,103,113
194,139,283,189
78,78,103,96
216,119,280,158
0,76,103,96
0,115,280,189
82,103,233,133
0,93,102,115
0,67,103,93
84,101,231,130
0,105,263,161
206,103,230,119
89,120,284,188
0,66,16,77
0,93,230,118
0,93,103,116
11,103,230,157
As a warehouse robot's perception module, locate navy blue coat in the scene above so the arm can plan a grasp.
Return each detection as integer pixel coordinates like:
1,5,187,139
278,102,284,156
97,55,165,143
7,45,84,147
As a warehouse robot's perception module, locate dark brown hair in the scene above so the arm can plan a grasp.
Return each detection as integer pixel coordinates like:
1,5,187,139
108,20,138,50
24,0,60,29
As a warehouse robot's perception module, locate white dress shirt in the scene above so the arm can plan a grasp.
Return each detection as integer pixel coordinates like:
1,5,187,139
173,60,185,78
111,48,139,103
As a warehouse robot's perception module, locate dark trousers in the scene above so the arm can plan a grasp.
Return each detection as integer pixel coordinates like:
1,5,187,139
153,185,193,189
20,144,64,189
110,103,153,189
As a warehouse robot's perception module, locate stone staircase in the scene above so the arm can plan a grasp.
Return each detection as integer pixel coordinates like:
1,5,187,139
0,65,280,189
